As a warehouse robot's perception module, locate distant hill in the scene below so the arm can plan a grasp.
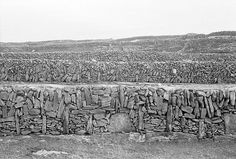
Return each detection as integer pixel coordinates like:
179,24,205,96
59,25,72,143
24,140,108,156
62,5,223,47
0,31,235,53
208,31,236,37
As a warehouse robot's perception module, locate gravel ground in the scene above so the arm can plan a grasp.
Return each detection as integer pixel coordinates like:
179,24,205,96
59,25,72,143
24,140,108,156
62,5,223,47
0,133,236,159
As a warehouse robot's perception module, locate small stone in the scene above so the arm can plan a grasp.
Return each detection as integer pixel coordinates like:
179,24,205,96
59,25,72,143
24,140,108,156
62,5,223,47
50,131,61,135
204,118,212,124
75,129,86,135
212,118,223,124
26,98,33,110
21,130,31,135
44,100,53,112
96,119,108,127
92,95,99,104
0,91,9,100
162,103,168,115
0,99,5,106
183,113,195,119
163,92,169,100
181,106,193,114
46,111,57,118
196,90,206,97
15,102,24,108
148,109,157,114
94,113,105,120
29,108,40,116
71,110,80,115
34,99,41,109
15,96,24,103
150,118,162,125
215,109,221,117
64,92,71,104
71,94,76,103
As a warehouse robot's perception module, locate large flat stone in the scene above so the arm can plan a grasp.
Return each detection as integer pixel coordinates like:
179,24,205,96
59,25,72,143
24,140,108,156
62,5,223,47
107,113,135,133
224,113,236,134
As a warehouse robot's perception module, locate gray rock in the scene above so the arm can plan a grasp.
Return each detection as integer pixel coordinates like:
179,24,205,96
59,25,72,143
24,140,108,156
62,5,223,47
29,108,40,116
181,106,193,114
0,91,9,100
107,113,135,133
75,129,86,135
224,113,236,134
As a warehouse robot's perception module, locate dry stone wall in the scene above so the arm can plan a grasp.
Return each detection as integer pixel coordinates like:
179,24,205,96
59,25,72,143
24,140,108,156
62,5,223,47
0,60,236,84
0,84,236,138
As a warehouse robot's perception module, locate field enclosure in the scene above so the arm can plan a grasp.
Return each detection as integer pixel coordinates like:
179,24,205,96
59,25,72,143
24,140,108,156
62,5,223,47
0,31,236,137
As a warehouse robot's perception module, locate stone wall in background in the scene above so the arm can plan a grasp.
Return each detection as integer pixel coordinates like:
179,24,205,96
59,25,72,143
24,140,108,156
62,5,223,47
0,84,236,138
0,60,236,84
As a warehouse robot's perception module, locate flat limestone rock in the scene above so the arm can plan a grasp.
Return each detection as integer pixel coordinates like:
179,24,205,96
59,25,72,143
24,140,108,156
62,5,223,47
224,113,236,134
29,108,41,116
107,113,135,133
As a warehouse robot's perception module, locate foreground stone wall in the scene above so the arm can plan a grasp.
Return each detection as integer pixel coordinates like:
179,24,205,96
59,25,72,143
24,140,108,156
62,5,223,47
0,60,236,84
0,83,235,137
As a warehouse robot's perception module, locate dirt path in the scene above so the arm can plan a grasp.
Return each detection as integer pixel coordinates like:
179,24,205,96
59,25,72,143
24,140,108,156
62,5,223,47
0,133,236,159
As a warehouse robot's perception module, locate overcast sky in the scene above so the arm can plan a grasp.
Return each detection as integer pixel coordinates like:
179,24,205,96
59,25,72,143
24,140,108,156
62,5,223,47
0,0,235,42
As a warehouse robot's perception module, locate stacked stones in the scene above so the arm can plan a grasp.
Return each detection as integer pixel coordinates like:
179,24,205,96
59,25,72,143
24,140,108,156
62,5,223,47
0,60,236,84
170,89,236,137
0,84,169,136
0,84,235,137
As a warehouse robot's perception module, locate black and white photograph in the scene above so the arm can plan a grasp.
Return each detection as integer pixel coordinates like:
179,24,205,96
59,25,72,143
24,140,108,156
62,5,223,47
0,0,236,158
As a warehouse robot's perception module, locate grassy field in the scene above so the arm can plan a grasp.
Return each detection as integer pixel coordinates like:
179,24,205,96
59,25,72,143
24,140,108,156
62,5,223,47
0,133,236,159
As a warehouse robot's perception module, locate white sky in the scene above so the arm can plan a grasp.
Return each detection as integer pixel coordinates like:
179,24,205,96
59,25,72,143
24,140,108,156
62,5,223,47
0,0,236,42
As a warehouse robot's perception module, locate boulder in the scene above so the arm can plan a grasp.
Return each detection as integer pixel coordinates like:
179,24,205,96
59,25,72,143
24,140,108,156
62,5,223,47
107,113,135,133
224,113,236,134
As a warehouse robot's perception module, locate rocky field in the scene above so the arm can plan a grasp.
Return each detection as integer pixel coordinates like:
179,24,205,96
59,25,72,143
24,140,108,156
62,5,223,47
0,31,236,84
0,31,236,139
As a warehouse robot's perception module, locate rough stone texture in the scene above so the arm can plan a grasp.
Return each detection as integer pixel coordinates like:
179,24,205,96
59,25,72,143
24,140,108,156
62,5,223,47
107,113,135,133
224,114,236,134
0,84,235,138
0,60,236,84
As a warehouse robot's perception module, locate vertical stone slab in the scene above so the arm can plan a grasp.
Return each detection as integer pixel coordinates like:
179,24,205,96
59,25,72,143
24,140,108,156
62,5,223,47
135,74,139,82
42,115,46,134
166,91,172,132
119,85,124,108
86,114,93,134
57,97,65,118
204,96,211,118
15,109,20,135
84,87,92,105
224,113,230,134
115,97,120,113
40,90,44,114
229,91,235,106
138,105,144,130
198,119,205,139
97,72,101,81
183,89,188,107
208,96,214,115
87,72,91,81
53,90,59,111
2,105,8,118
63,107,69,134
76,89,82,109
